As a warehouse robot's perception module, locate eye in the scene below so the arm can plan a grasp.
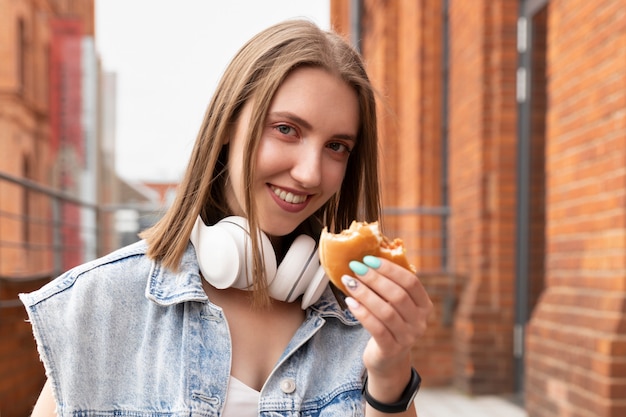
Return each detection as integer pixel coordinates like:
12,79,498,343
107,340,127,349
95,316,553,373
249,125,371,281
327,142,352,154
275,124,297,136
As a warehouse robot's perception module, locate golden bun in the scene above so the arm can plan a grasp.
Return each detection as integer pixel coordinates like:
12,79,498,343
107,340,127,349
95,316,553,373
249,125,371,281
318,221,415,294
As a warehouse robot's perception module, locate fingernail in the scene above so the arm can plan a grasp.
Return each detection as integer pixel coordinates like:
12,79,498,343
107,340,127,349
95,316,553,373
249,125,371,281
363,255,381,269
341,275,359,291
349,261,368,276
345,297,360,309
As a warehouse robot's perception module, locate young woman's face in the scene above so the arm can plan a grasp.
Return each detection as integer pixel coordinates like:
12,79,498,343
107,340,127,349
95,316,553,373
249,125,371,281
226,66,359,237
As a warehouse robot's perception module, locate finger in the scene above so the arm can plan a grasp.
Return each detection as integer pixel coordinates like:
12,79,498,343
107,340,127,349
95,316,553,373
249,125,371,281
343,287,408,350
360,256,432,313
341,272,422,347
345,268,419,327
349,257,433,327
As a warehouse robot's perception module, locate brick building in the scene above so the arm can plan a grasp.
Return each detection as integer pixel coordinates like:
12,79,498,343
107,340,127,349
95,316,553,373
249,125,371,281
0,1,107,415
332,0,626,416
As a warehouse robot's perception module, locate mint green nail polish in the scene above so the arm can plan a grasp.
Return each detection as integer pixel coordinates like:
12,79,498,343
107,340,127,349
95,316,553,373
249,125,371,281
349,260,368,276
363,255,381,269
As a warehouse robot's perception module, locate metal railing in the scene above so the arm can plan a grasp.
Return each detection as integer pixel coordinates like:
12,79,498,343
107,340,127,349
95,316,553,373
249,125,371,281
382,205,451,275
0,171,162,308
0,171,98,281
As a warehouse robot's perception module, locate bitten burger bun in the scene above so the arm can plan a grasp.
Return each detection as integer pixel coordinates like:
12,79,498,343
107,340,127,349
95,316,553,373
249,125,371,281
318,221,416,294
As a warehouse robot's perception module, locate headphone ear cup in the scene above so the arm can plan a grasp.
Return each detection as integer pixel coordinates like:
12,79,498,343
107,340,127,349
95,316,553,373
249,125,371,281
301,267,329,309
190,216,277,290
190,216,242,289
272,234,320,303
219,217,277,289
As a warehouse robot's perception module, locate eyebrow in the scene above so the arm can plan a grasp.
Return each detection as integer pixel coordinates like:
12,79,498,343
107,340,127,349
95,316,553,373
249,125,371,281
269,111,357,142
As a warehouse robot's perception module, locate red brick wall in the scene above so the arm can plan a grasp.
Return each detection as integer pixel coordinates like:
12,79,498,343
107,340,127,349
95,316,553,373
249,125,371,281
361,0,446,267
329,0,350,36
525,0,626,416
0,279,48,417
333,1,626,412
448,0,519,394
410,273,464,387
332,0,455,386
332,0,519,394
0,0,53,279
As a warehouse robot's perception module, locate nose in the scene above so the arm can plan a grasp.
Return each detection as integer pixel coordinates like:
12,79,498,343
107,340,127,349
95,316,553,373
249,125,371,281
290,147,322,188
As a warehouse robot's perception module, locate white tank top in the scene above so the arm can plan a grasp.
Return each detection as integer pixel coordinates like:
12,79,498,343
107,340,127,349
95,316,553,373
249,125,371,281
222,376,260,417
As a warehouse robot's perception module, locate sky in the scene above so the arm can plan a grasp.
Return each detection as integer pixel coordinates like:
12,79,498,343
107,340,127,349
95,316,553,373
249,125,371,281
95,0,330,182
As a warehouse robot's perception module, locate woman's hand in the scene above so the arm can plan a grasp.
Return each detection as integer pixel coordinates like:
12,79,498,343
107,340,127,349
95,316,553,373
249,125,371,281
341,255,433,415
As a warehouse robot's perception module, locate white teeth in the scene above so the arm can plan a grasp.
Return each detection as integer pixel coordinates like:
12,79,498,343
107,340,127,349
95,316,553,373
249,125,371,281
272,186,307,204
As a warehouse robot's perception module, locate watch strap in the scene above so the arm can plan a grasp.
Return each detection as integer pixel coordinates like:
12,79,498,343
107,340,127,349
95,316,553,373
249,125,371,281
362,367,422,413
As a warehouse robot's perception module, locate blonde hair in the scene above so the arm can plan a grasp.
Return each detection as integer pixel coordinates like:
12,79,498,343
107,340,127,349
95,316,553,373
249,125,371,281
141,19,381,306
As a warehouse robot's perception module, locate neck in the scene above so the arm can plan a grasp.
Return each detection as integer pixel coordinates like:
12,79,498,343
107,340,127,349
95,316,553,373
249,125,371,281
268,234,288,263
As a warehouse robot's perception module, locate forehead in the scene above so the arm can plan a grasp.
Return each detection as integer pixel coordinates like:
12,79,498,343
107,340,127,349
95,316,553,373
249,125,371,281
268,66,360,135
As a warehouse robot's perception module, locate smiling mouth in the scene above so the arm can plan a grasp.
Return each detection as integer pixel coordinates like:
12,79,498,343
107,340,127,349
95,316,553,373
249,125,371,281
270,185,308,204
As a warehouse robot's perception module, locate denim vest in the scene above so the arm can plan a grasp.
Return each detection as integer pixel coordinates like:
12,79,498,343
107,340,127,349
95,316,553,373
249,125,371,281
20,240,369,416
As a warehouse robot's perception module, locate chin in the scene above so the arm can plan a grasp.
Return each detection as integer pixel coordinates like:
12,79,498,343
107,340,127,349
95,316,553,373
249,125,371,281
263,225,298,238
259,217,305,238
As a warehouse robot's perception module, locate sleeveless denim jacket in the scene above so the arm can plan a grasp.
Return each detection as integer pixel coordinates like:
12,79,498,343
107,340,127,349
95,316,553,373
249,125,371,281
20,240,369,416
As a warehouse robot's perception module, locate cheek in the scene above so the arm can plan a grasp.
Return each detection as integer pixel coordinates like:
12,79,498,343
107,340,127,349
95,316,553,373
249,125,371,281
256,139,290,173
323,161,349,194
226,146,247,206
227,147,242,182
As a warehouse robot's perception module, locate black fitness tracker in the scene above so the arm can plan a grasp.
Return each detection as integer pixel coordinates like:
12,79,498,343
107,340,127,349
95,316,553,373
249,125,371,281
362,367,422,413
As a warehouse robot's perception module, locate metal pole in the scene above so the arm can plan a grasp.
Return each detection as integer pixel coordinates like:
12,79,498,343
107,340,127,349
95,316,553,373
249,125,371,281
514,0,533,396
350,0,362,52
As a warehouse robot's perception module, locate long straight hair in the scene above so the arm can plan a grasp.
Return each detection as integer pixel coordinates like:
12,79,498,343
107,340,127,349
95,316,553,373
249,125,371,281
141,19,381,306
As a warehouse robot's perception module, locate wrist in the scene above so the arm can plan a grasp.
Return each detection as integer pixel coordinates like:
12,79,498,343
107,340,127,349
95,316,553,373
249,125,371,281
364,357,413,401
362,367,422,413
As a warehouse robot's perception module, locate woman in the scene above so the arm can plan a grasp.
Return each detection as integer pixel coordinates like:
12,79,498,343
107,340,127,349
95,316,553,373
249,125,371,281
23,19,432,416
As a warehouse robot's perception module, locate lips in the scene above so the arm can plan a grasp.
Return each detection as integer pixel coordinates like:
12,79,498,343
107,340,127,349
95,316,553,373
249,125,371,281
270,185,308,204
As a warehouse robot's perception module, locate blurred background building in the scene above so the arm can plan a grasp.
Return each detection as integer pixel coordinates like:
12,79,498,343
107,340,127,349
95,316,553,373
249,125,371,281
0,1,174,415
1,0,625,416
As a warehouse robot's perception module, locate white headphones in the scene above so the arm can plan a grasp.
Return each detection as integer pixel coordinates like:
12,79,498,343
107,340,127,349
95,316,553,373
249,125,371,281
189,216,329,309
